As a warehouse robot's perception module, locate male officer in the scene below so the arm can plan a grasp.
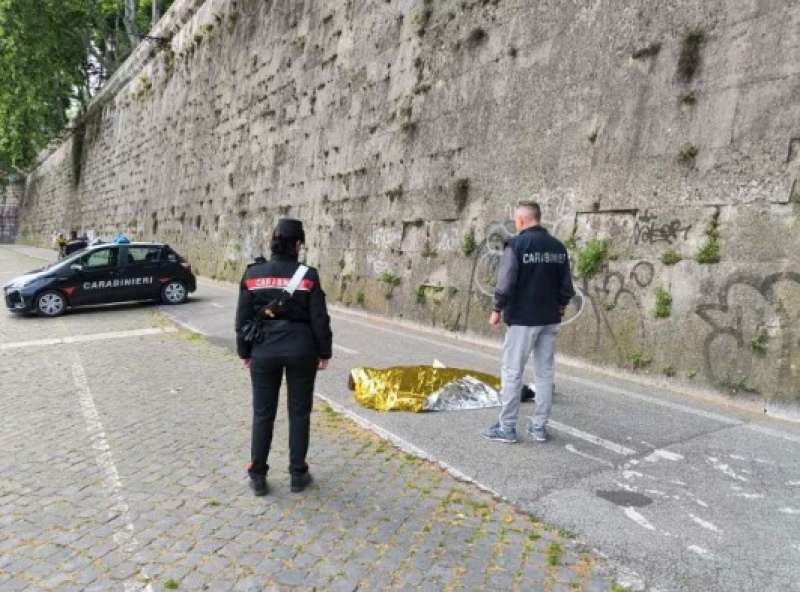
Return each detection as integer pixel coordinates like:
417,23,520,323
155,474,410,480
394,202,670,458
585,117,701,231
483,201,575,443
236,218,333,496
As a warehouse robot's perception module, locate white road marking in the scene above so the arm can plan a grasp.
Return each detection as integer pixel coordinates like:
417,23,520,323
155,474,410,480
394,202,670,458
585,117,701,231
689,514,722,534
644,449,684,463
622,470,644,480
707,457,750,482
624,507,656,531
210,302,225,309
70,350,153,592
729,454,747,460
562,374,742,426
548,420,636,456
166,317,208,336
1,327,176,350
734,493,765,499
564,444,615,468
788,480,800,486
333,343,359,355
687,545,713,558
778,507,800,515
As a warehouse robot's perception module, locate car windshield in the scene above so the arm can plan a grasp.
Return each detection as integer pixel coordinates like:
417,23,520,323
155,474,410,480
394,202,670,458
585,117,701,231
46,249,90,271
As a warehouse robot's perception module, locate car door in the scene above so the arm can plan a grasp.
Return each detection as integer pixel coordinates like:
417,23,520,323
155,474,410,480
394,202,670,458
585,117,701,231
117,245,162,301
70,246,121,305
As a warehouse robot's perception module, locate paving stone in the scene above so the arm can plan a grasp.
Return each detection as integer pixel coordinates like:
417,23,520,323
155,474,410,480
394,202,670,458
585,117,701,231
0,298,614,592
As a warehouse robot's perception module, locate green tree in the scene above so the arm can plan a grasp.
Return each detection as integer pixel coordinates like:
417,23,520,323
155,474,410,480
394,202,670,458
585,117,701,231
0,0,174,174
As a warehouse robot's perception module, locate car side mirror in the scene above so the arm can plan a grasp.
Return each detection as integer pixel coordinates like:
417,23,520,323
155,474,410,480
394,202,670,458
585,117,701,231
70,263,83,272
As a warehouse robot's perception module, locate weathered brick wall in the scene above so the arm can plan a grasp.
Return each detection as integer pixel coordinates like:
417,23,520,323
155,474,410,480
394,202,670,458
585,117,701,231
0,176,22,243
16,0,800,407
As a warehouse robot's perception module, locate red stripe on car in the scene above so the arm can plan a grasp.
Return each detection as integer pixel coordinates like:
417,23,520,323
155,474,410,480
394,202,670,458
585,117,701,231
245,278,315,291
159,277,172,284
63,287,76,297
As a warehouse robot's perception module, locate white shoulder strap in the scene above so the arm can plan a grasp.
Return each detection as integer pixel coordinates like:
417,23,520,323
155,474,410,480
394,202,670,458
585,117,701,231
284,265,309,296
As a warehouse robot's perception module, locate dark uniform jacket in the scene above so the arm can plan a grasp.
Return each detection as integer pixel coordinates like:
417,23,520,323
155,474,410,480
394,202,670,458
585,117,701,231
493,226,575,326
235,254,333,360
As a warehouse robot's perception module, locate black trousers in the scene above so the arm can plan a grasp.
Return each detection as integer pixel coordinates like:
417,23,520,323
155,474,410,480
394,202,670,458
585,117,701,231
249,355,317,477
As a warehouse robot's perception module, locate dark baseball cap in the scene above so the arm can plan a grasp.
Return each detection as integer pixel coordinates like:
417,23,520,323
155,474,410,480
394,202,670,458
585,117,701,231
273,218,305,242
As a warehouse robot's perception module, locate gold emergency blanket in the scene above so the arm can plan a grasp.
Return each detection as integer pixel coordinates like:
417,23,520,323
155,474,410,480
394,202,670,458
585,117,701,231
349,366,502,412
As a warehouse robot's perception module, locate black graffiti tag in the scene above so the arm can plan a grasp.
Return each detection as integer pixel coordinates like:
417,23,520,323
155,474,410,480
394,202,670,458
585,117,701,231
695,271,800,389
633,210,692,245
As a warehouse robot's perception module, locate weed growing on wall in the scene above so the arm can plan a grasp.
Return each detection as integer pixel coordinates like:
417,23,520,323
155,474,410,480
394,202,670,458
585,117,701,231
660,249,681,265
576,239,607,278
653,287,672,318
461,228,477,257
678,26,706,82
421,240,437,258
627,351,653,370
750,328,768,355
416,285,426,305
679,89,697,106
695,211,721,264
677,143,699,164
380,271,401,299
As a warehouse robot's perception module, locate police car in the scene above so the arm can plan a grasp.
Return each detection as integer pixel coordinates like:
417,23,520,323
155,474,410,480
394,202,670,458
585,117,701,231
3,242,197,317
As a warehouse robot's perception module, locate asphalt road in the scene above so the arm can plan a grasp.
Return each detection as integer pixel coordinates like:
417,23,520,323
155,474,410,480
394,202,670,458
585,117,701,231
5,245,800,592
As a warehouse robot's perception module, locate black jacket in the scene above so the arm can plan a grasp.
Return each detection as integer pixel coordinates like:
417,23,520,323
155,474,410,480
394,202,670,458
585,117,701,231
493,226,575,326
235,254,333,360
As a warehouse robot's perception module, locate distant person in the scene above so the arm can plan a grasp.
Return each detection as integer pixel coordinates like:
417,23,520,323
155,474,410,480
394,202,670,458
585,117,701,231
235,218,333,496
482,201,575,444
55,233,67,258
63,231,88,255
113,232,131,244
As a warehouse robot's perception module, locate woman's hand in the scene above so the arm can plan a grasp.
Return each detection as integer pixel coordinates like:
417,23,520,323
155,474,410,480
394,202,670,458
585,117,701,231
242,358,252,369
318,359,330,370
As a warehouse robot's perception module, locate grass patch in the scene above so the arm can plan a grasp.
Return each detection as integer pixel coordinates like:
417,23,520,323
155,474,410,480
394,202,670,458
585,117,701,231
662,365,676,377
461,228,477,257
575,239,607,278
695,211,721,264
323,404,339,418
611,584,631,592
356,291,365,306
379,271,401,299
416,285,427,305
653,287,672,318
628,351,653,370
164,580,180,590
660,249,681,266
547,542,564,566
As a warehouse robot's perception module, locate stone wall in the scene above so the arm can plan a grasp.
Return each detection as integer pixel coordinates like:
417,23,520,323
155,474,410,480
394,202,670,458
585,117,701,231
16,0,800,406
0,176,22,243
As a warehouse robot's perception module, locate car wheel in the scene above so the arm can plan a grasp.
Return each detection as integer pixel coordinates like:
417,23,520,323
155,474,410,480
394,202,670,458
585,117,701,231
36,290,67,317
161,280,188,304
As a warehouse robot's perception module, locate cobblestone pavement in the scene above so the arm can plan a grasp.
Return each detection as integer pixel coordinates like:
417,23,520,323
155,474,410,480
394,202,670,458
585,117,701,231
0,255,619,591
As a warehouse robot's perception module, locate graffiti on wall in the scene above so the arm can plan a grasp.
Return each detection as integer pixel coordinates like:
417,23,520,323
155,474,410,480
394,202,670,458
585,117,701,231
632,210,693,245
695,272,800,394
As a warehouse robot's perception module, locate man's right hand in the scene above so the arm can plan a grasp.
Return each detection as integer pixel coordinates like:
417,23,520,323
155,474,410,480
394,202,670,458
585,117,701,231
318,359,330,370
489,311,502,327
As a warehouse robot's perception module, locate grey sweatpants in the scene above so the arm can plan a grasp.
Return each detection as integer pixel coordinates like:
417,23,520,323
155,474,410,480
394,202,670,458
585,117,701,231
498,324,559,430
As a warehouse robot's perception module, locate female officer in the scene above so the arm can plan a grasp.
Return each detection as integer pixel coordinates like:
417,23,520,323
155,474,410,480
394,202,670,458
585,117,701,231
235,218,333,496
